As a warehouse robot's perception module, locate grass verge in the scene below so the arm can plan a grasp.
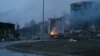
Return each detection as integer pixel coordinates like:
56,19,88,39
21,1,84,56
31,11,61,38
6,40,100,56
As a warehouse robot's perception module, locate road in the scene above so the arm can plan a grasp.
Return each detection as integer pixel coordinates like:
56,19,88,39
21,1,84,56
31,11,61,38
0,40,43,56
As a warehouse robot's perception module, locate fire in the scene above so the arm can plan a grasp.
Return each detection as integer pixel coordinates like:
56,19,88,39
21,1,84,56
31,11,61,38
50,30,57,36
50,27,58,36
50,31,55,35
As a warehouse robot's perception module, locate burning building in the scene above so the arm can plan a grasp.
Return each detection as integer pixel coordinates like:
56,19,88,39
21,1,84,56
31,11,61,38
48,16,69,38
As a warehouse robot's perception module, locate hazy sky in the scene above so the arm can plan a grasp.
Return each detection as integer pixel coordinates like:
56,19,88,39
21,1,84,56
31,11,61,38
0,0,93,27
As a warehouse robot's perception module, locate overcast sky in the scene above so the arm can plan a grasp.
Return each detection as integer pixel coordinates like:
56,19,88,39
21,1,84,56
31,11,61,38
0,0,94,27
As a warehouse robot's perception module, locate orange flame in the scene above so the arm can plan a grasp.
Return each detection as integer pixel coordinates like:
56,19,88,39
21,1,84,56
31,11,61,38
50,27,58,36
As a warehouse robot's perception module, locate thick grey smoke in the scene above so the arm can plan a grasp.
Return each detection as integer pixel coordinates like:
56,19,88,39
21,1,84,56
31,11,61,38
70,0,100,28
0,0,89,28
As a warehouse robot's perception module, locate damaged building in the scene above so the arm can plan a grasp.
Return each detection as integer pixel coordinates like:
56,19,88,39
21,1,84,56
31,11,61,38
0,22,20,41
70,1,100,29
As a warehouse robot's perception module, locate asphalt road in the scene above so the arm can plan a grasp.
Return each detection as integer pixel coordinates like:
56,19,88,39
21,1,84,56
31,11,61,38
0,40,43,56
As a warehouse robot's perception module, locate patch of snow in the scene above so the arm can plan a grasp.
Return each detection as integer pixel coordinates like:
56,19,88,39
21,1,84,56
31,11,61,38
68,38,77,42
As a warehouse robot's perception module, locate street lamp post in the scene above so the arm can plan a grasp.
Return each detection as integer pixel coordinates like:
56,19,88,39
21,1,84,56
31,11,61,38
43,0,44,23
41,0,45,40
